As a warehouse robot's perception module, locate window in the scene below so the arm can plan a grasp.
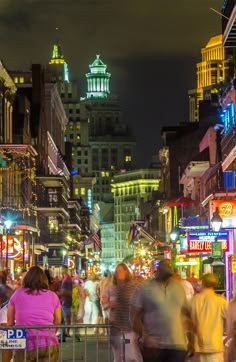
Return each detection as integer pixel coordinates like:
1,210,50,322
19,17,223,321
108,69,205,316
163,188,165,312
125,155,132,162
80,187,86,196
19,77,24,84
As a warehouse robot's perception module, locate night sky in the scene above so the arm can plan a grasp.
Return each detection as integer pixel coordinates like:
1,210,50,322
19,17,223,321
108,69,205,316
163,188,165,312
0,0,223,166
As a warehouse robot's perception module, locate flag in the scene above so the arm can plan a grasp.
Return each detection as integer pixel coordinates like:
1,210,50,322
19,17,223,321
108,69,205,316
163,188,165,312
138,226,166,246
83,235,94,247
83,229,102,252
91,229,102,252
127,224,138,245
138,226,156,243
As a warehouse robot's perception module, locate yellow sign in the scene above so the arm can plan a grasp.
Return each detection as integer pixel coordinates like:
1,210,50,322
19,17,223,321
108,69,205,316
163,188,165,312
232,255,236,273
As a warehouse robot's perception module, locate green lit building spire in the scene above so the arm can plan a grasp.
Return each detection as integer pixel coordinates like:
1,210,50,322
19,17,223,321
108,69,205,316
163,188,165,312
49,43,69,82
86,55,111,98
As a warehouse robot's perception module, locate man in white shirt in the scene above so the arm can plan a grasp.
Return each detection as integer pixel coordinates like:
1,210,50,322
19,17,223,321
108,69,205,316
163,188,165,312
190,273,227,362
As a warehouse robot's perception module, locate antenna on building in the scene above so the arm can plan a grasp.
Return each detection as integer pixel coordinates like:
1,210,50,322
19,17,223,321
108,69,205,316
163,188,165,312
210,7,229,20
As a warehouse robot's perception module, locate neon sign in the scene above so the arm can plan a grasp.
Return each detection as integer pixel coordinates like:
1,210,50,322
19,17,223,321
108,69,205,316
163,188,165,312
187,230,229,253
0,235,24,260
210,200,236,228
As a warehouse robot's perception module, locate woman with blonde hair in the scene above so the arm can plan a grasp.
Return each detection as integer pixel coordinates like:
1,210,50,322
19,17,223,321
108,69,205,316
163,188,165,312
103,262,143,362
7,265,61,362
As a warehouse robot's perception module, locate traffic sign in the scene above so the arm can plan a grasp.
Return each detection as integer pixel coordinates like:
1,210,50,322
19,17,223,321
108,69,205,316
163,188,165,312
0,328,26,349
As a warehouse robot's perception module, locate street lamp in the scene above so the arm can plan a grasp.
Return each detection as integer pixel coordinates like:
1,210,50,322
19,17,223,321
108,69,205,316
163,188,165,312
4,219,12,271
211,208,223,232
170,226,179,242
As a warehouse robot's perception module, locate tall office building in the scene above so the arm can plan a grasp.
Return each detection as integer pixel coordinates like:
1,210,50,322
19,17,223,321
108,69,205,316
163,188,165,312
48,43,95,210
188,35,231,122
79,55,136,210
48,48,136,225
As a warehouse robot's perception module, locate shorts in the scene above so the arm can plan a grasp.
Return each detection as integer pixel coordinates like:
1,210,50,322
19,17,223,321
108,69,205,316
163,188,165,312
14,345,58,362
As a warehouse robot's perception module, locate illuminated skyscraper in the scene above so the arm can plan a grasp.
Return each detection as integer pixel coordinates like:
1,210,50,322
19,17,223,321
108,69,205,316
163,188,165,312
77,55,136,211
188,35,231,122
86,55,111,98
48,44,70,83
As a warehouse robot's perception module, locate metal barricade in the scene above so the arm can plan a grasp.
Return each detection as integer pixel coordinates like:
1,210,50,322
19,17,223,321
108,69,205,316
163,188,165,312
0,324,126,362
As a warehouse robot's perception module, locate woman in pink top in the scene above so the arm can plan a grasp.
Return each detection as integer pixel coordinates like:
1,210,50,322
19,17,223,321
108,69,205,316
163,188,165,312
7,266,62,362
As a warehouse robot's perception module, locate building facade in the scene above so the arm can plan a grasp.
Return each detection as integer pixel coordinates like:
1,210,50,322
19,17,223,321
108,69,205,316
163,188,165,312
112,169,161,263
188,35,231,122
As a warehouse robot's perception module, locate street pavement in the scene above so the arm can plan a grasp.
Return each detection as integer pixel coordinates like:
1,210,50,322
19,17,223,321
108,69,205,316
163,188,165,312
59,335,114,362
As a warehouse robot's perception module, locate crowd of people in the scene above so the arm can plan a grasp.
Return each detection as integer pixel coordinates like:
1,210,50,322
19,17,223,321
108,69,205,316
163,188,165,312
0,261,235,361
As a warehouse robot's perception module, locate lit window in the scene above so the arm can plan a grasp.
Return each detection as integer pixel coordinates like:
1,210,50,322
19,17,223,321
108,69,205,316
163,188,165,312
74,188,79,195
14,77,18,83
106,172,109,177
80,187,86,195
125,155,132,162
19,77,24,84
77,135,80,141
101,171,105,177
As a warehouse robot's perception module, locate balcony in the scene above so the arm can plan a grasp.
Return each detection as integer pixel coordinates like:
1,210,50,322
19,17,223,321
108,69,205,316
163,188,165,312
222,2,236,47
36,176,70,219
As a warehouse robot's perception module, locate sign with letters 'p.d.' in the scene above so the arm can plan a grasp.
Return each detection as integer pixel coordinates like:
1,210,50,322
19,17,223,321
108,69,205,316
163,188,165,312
0,329,26,349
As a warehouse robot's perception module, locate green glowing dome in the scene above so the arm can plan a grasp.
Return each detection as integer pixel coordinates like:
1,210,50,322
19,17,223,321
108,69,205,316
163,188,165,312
86,55,111,98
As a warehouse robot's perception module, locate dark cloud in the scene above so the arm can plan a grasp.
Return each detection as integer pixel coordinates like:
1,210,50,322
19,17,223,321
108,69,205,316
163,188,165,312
0,0,223,166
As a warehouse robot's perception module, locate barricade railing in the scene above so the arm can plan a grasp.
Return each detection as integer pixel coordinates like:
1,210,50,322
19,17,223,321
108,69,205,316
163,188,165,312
0,324,126,362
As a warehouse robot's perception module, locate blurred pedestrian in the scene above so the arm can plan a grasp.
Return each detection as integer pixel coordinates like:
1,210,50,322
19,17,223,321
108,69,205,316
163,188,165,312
190,273,227,362
98,271,113,323
58,265,72,340
44,264,53,286
103,262,143,362
0,270,14,306
187,272,200,294
7,265,61,362
180,271,195,301
131,259,192,362
224,294,236,361
83,273,100,325
0,270,15,362
72,279,84,323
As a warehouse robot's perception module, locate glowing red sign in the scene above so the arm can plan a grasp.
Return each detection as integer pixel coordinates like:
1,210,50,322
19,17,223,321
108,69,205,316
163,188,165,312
187,230,229,253
188,240,229,252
